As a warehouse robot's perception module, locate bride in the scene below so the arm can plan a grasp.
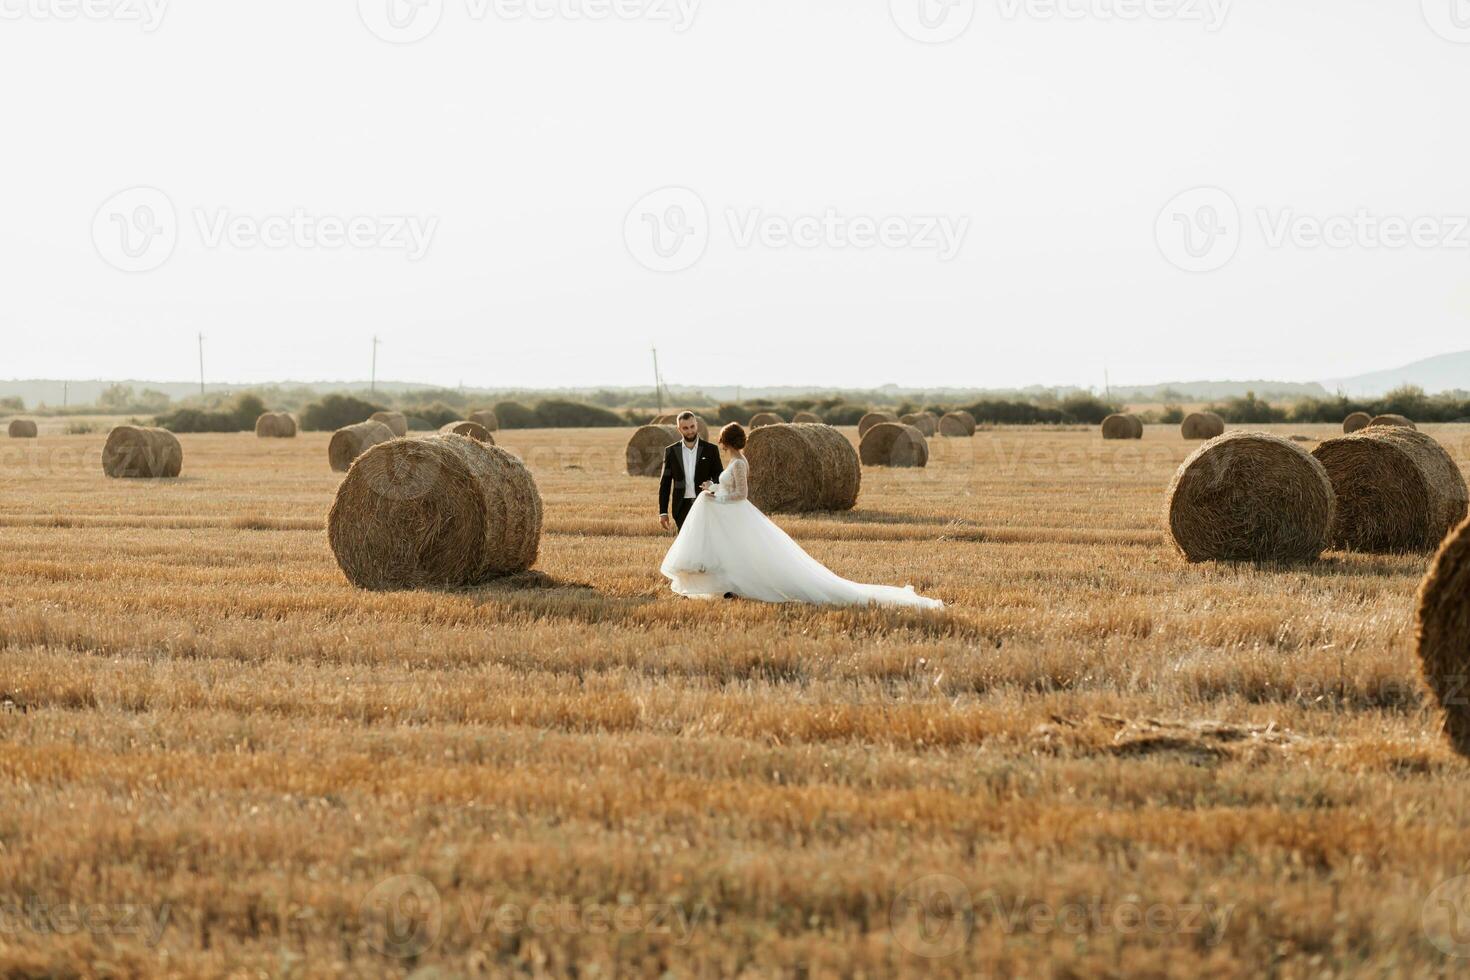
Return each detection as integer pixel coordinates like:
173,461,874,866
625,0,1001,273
660,423,943,609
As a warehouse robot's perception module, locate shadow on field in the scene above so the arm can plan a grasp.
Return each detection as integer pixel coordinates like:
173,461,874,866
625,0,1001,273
455,571,657,626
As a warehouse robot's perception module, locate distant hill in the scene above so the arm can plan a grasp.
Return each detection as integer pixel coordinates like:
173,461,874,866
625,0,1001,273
1323,351,1470,398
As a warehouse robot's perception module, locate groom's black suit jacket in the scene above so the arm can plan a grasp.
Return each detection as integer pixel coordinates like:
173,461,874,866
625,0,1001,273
659,438,724,526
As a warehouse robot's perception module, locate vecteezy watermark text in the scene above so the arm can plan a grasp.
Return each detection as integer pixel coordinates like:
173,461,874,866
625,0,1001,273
624,187,969,273
358,0,699,44
1157,186,1470,273
0,899,171,947
0,0,168,30
889,873,1234,958
93,186,438,272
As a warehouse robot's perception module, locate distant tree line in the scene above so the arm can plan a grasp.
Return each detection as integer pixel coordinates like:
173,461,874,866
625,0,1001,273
1186,386,1470,425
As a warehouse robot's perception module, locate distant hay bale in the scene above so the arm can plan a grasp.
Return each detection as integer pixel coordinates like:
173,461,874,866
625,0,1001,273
1180,412,1225,440
1416,517,1470,756
439,420,495,444
858,412,898,438
1367,414,1416,430
102,426,182,479
749,412,784,428
1101,414,1144,440
900,412,938,437
369,411,408,437
792,411,823,424
468,409,499,432
1311,427,1469,553
1343,412,1371,434
746,423,860,513
1164,431,1334,562
938,412,977,438
8,420,37,438
329,420,396,473
860,422,929,468
254,412,297,438
327,434,542,590
626,424,680,477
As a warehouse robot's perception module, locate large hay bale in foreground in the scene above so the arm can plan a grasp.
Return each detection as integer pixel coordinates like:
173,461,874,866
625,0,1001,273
1101,414,1143,440
102,426,182,479
1311,427,1468,553
1368,414,1416,430
370,411,408,437
327,434,542,590
1417,518,1470,757
792,411,824,424
329,420,396,473
860,422,928,468
749,412,784,429
858,412,898,438
254,412,297,438
8,419,37,438
1180,412,1225,440
938,412,976,438
1164,431,1334,562
468,409,499,432
746,423,860,513
440,420,495,444
626,424,680,477
900,412,938,437
1343,412,1371,434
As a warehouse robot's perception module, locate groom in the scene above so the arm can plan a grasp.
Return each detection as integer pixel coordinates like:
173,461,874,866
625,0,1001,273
658,412,723,531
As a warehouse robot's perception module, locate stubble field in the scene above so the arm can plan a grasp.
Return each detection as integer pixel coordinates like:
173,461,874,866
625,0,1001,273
2,422,1470,977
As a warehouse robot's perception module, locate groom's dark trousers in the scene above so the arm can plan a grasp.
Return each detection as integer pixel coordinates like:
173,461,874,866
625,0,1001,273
659,438,724,530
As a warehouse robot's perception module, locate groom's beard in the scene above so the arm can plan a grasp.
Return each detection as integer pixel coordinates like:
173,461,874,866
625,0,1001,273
683,438,697,447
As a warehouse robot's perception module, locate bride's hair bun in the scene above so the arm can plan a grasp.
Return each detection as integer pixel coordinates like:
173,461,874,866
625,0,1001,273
718,422,747,450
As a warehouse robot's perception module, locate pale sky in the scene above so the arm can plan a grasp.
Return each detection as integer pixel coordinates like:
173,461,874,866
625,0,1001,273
3,0,1469,391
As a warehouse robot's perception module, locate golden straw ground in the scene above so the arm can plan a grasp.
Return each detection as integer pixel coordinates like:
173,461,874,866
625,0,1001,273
2,423,1470,976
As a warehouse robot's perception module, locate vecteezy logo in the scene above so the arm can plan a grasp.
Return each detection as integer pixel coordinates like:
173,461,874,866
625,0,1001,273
1155,186,1241,273
889,873,973,958
360,875,443,958
1425,875,1470,958
1423,0,1470,42
624,187,709,273
358,0,443,43
92,186,178,273
890,0,975,43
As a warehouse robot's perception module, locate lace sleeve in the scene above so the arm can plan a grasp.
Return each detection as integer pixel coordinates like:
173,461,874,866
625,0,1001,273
715,458,748,502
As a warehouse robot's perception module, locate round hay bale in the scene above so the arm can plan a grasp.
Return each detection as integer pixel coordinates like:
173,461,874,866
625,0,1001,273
329,420,396,473
254,412,297,438
468,409,499,432
900,412,938,437
1164,431,1334,562
1180,412,1225,440
1367,414,1416,430
1311,427,1469,553
8,419,37,438
792,411,824,424
626,424,680,477
439,420,495,444
1101,414,1143,440
102,426,182,479
327,434,542,590
860,422,928,468
938,412,976,438
1416,517,1470,756
369,411,408,437
1343,412,1371,434
858,412,898,438
749,412,784,429
746,423,860,513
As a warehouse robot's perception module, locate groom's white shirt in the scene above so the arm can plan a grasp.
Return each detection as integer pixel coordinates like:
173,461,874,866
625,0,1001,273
681,440,698,499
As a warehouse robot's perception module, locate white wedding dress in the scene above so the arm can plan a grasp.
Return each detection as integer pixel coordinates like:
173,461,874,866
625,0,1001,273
660,456,943,609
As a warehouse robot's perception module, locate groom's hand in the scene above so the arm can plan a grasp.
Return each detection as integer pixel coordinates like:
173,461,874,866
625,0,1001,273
660,513,672,530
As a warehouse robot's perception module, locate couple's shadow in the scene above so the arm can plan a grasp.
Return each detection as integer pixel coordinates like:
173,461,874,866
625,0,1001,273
448,571,655,626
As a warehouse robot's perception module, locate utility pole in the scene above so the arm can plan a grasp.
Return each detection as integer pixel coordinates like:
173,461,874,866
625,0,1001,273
371,335,381,394
198,333,206,395
651,345,663,413
1103,365,1111,401
62,381,68,408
